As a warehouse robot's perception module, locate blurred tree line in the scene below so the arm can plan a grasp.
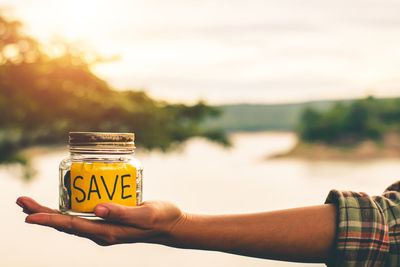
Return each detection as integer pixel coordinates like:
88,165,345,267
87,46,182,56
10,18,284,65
298,96,400,145
0,13,228,165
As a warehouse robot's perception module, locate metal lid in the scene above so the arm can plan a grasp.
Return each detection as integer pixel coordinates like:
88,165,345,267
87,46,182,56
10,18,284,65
69,132,135,148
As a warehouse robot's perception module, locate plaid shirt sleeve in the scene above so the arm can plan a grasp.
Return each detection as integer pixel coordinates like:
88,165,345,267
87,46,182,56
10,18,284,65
325,181,400,267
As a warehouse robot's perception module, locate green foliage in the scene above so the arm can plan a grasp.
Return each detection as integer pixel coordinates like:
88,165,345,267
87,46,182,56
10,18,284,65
202,101,341,132
0,14,228,164
298,96,400,145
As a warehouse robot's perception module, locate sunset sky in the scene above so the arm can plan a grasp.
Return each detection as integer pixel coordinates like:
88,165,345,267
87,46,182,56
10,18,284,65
1,0,400,104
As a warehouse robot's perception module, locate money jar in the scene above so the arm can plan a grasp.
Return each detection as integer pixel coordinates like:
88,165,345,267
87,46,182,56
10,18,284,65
59,132,143,218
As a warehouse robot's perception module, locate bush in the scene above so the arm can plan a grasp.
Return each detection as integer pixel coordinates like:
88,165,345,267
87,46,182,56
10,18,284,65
298,96,398,145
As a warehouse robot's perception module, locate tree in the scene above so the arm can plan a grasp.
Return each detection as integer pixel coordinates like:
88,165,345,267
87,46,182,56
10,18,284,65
298,96,399,145
0,13,229,166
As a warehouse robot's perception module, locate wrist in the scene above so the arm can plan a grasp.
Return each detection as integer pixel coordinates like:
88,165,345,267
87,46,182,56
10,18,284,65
167,211,190,238
152,211,191,247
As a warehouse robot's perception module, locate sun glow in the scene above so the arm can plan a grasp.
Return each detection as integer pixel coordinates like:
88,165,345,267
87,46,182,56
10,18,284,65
30,1,109,40
3,0,400,103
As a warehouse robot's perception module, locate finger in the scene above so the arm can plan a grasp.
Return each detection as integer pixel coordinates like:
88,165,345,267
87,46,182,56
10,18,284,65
94,203,155,229
26,213,105,235
25,213,152,245
16,196,60,214
23,208,34,215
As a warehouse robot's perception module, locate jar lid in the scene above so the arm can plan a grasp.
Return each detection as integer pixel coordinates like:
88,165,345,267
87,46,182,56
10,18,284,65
69,132,135,148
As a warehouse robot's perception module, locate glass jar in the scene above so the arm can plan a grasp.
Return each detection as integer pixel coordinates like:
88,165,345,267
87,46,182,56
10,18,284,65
59,132,143,218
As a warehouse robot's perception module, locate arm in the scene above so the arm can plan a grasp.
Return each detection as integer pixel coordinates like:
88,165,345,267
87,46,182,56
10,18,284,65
17,196,336,263
167,204,336,263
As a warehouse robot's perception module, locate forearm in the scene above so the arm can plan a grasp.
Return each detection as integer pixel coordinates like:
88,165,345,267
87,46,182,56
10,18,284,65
162,204,337,263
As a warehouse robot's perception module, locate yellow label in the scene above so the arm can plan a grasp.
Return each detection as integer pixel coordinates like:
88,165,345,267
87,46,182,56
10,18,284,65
71,162,137,212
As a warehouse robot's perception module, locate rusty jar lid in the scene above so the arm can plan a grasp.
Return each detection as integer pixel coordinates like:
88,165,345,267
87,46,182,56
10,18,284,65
69,132,135,149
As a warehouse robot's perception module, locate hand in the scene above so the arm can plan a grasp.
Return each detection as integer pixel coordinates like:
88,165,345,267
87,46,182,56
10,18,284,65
16,196,186,246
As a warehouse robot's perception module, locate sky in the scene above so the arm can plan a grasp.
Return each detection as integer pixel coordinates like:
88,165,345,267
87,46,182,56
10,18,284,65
1,0,400,104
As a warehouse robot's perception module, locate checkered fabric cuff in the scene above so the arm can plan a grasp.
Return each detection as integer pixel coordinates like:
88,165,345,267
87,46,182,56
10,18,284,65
325,190,390,267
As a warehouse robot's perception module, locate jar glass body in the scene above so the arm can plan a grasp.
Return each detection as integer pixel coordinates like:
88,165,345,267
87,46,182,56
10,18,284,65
59,152,143,219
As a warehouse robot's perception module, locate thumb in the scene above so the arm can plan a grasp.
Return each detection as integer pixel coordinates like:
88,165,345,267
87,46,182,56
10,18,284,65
94,202,155,229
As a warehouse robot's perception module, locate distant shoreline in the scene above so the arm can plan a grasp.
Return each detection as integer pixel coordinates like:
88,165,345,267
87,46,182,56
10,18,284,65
19,131,400,161
271,132,400,160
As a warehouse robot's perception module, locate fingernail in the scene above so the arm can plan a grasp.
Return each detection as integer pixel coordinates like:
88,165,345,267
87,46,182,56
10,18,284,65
95,206,109,217
16,200,24,208
25,216,33,224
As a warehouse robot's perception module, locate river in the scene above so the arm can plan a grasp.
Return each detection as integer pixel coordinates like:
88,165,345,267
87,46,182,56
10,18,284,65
2,132,400,267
